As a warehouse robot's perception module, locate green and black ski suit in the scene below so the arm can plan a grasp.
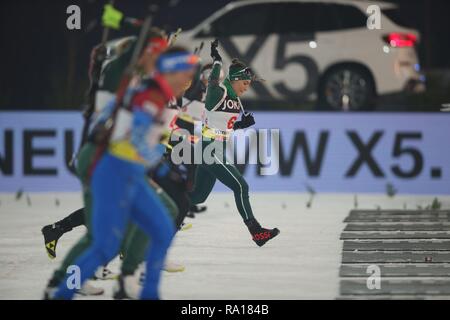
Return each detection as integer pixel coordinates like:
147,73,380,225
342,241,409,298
189,60,255,222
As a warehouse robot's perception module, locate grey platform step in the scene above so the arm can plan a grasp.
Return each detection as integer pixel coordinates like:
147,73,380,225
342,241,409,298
349,210,450,215
343,240,450,251
342,251,450,263
340,264,450,277
345,210,450,223
341,231,450,240
340,279,450,295
345,223,450,231
345,217,450,222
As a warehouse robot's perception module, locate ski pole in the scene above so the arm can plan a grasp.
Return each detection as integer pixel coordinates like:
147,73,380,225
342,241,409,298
80,0,116,145
71,0,116,169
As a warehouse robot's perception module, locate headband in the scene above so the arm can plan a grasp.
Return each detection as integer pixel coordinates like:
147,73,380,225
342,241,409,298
156,52,199,73
229,67,255,81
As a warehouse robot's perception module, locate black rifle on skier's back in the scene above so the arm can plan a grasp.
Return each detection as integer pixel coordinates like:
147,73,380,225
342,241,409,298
86,6,159,177
78,2,146,153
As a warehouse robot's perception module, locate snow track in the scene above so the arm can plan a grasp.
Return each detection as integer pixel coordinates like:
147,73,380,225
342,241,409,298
1,192,449,299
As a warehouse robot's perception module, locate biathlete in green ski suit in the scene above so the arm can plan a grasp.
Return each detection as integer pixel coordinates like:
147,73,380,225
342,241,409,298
44,30,182,295
40,36,140,261
189,40,280,247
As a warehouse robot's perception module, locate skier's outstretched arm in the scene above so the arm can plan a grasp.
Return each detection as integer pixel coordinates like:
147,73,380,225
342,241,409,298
205,39,225,111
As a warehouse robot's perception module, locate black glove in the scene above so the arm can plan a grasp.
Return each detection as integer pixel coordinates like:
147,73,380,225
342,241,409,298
210,39,222,62
233,112,255,130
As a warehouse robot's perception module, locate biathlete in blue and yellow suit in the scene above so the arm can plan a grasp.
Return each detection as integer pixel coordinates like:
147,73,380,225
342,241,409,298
52,47,199,300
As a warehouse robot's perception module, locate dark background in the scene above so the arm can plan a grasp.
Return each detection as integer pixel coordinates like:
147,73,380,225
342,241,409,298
0,0,449,111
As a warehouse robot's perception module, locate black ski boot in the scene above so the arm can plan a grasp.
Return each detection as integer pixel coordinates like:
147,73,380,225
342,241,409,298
186,204,208,218
245,218,280,247
190,204,207,213
41,224,65,259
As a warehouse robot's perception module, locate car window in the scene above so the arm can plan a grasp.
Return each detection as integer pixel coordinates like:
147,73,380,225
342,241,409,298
382,8,417,28
276,2,318,34
270,2,340,34
316,3,340,31
205,4,276,37
333,4,368,30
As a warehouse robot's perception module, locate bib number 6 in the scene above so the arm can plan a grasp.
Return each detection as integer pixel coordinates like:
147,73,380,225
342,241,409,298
227,116,238,129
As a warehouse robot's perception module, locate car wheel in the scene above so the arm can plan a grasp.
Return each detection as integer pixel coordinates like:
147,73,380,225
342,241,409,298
317,66,375,111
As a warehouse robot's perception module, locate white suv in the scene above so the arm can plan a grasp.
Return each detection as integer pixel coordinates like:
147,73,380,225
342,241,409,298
177,0,425,111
